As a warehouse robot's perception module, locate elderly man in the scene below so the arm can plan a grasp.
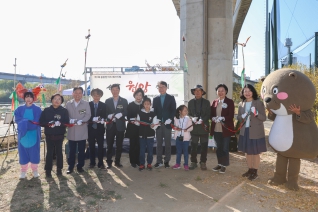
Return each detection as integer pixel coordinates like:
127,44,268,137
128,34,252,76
153,81,176,168
188,85,211,170
65,87,91,174
88,88,107,170
105,84,128,168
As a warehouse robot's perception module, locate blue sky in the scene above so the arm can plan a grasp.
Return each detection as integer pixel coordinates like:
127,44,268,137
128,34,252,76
1,0,317,81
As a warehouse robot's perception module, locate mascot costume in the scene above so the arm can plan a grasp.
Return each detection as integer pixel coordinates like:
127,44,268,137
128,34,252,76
261,68,318,190
14,83,43,178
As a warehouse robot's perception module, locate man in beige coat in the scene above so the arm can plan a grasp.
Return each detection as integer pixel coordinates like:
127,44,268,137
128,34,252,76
66,87,91,174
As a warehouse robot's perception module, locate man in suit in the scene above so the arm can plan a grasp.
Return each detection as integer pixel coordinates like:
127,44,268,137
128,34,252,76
105,84,128,168
65,87,91,174
88,88,107,170
153,81,176,168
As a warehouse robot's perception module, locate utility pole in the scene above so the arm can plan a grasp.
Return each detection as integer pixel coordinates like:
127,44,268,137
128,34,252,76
13,58,17,88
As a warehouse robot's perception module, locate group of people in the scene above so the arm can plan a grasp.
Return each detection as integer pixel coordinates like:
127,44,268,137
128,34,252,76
15,81,267,181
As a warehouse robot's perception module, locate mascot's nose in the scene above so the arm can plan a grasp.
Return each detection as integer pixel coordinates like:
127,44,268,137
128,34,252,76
265,97,271,103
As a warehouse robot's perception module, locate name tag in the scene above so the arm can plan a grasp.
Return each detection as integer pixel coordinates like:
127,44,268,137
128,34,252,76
117,105,123,109
79,109,86,114
54,114,61,120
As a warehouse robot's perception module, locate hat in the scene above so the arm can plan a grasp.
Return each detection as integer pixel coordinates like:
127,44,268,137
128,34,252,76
191,85,206,95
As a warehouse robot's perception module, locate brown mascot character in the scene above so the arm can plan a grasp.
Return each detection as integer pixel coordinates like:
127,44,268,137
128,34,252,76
261,68,318,190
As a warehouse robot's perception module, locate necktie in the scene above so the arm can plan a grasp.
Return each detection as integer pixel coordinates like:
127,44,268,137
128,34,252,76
92,103,97,129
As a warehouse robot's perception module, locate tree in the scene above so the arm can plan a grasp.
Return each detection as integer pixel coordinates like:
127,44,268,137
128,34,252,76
232,82,242,103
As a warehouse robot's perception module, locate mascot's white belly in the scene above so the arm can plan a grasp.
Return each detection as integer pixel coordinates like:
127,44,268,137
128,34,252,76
269,103,294,152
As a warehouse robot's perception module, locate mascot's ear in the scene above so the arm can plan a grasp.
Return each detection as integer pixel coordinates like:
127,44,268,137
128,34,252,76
260,77,266,82
289,72,297,79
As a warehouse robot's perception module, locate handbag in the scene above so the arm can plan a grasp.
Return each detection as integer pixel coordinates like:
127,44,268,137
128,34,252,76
208,135,217,148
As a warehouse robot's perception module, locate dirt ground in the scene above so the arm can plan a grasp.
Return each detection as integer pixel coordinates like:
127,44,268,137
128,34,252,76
0,131,317,212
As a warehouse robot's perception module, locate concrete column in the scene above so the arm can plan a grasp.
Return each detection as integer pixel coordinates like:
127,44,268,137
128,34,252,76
180,0,233,102
207,0,233,100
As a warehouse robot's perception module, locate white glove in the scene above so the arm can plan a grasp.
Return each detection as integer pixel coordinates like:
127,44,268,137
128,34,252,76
49,122,55,128
77,120,83,125
217,117,225,122
100,118,105,124
152,116,160,130
115,113,122,119
196,119,203,125
212,117,218,122
92,117,99,122
251,106,258,115
164,119,172,125
192,117,198,122
55,121,61,126
70,119,76,124
241,112,248,119
108,114,114,119
134,115,140,126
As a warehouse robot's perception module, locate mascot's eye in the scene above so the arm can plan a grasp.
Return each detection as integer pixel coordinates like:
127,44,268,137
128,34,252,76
262,87,266,94
273,87,278,94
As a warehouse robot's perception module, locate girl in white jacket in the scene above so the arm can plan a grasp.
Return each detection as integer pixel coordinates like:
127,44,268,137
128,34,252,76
172,105,193,170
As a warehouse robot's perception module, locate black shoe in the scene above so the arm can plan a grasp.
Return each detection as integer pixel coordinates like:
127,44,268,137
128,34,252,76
107,163,112,169
98,165,107,170
115,163,123,168
219,166,226,174
131,163,137,168
77,168,84,173
242,169,252,177
89,164,95,168
248,169,258,181
164,162,170,168
154,163,163,168
46,171,52,178
66,169,73,174
56,169,62,176
212,165,222,172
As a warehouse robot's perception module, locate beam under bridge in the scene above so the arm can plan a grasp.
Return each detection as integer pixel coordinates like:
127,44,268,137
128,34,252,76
0,72,85,85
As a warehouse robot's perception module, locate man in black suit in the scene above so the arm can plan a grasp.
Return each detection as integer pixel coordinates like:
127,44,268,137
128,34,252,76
153,81,176,168
88,88,107,170
105,84,128,168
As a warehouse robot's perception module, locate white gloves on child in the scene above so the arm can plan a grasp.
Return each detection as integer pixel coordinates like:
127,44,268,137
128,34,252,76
55,121,61,126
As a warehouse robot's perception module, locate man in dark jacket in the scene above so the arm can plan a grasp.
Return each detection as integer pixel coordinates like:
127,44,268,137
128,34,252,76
105,84,128,168
153,81,176,168
188,85,211,170
88,88,107,170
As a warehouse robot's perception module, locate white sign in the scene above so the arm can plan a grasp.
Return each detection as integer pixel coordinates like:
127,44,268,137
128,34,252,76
90,71,185,106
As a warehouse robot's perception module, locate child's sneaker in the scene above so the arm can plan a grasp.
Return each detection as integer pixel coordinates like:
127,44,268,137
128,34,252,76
147,164,152,171
184,165,189,171
19,172,26,179
139,165,145,171
33,171,40,178
172,164,181,169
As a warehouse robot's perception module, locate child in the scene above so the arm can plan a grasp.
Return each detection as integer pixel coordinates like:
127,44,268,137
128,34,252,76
136,96,156,171
172,105,193,171
14,91,42,179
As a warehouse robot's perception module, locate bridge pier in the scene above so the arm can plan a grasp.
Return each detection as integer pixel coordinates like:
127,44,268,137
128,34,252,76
178,0,233,101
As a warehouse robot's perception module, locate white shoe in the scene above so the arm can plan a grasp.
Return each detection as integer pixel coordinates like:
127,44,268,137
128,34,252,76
20,172,26,179
33,171,40,178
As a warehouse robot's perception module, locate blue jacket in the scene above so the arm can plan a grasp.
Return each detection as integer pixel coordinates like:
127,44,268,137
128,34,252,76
153,93,176,130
